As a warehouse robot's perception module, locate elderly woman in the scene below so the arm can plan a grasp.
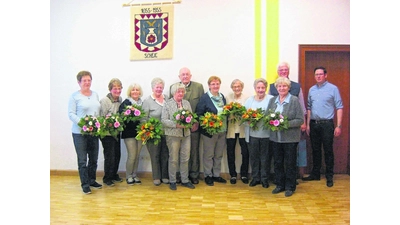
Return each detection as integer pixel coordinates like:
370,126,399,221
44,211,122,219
68,71,102,194
226,79,249,184
267,77,304,197
161,83,196,190
196,76,227,186
99,78,123,187
142,77,169,186
118,83,144,185
244,78,273,188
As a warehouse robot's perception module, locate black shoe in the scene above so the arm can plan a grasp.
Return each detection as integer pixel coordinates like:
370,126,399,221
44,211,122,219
327,179,334,187
213,177,227,183
285,190,294,197
90,181,103,189
241,177,249,184
230,177,237,184
169,182,177,190
302,175,320,181
104,180,115,187
190,177,199,184
181,182,195,189
112,176,123,183
249,179,261,187
261,180,269,188
205,176,214,186
272,186,285,194
82,186,92,194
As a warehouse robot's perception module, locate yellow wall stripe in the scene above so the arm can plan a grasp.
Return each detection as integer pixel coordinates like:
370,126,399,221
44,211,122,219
254,1,262,79
266,0,279,86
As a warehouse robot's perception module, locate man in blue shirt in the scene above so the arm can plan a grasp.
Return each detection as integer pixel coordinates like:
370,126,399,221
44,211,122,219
302,66,343,187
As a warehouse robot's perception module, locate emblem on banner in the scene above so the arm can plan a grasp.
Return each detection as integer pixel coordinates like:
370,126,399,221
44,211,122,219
134,13,169,52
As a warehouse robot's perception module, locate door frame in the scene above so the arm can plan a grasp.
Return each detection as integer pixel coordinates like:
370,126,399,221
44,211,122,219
298,44,350,174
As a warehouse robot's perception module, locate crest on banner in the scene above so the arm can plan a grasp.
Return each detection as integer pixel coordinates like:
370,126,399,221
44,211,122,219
130,5,174,60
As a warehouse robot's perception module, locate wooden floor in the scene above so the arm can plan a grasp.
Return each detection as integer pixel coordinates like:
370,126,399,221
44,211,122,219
50,173,350,224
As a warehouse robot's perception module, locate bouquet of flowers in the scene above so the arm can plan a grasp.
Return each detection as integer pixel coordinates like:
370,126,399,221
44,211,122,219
221,102,246,123
264,110,289,131
78,115,105,137
120,104,146,123
173,109,198,128
241,108,265,130
199,112,224,135
136,118,163,145
103,113,125,140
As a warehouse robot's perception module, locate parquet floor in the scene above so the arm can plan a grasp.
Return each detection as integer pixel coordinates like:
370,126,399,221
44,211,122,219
50,173,350,224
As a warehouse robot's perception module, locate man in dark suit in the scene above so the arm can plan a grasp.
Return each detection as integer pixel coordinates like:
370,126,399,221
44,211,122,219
169,67,204,184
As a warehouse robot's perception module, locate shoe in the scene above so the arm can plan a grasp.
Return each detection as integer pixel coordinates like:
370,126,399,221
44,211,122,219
126,177,135,185
169,182,177,190
241,177,249,184
182,182,195,189
249,179,261,187
105,180,115,186
90,181,102,189
230,177,237,184
176,176,181,184
213,177,227,183
153,179,161,186
272,187,285,194
302,175,320,181
327,179,334,187
285,190,294,197
162,178,170,184
190,177,199,184
134,177,141,185
82,187,91,194
112,176,123,183
205,176,214,186
261,180,269,188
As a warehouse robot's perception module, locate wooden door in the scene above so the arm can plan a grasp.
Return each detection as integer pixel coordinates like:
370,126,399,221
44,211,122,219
299,45,350,174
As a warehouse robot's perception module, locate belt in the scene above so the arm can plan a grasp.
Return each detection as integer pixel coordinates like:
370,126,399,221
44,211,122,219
310,119,333,124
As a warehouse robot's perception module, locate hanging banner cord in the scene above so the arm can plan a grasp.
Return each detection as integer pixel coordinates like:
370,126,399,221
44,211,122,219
123,0,181,7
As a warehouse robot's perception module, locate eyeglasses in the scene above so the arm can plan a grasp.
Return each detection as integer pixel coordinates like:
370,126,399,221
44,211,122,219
314,73,325,76
278,69,289,72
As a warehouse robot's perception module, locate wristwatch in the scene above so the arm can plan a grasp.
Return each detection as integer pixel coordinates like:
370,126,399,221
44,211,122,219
337,125,342,128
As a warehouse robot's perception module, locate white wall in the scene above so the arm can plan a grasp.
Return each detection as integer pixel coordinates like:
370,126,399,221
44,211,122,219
50,0,349,173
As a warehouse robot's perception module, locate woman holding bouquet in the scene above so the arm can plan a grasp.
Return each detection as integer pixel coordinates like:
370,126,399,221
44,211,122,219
99,78,124,187
243,78,273,188
68,70,102,194
142,77,169,186
196,76,227,186
267,77,304,197
161,83,197,190
118,83,144,185
225,79,249,184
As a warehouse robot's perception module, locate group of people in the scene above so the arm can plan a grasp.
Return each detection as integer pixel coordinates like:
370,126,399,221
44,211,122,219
68,63,343,197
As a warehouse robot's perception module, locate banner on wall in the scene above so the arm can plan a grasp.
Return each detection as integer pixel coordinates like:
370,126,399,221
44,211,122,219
130,4,174,61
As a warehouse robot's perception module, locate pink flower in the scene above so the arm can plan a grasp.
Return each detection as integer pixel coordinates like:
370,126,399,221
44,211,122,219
83,125,88,131
95,121,101,128
124,109,131,115
114,121,120,128
273,120,280,126
176,114,181,120
186,116,192,123
134,109,141,116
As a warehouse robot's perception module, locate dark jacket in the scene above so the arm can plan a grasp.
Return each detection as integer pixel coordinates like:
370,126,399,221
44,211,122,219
269,81,301,97
195,92,227,138
118,99,141,139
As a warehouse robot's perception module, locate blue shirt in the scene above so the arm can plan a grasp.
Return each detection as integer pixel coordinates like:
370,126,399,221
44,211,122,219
307,81,343,120
68,90,101,134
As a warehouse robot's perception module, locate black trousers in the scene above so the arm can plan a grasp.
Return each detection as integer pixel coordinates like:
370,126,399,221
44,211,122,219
309,120,335,179
101,135,121,182
272,141,298,191
226,133,249,178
